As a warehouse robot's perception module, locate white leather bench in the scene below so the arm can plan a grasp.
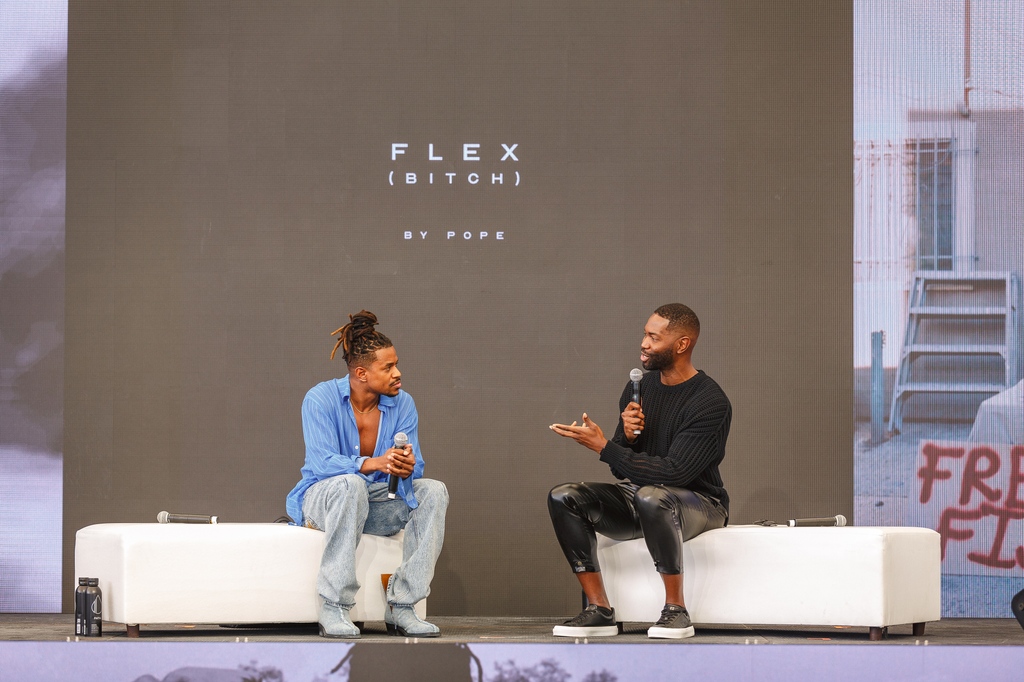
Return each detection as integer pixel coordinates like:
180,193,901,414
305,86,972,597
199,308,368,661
74,523,425,637
597,525,941,640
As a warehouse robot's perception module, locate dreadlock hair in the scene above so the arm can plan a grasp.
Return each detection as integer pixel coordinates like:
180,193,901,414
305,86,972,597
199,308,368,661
330,310,394,367
654,303,700,340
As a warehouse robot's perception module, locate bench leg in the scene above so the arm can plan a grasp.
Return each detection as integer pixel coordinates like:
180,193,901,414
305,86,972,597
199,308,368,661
353,621,364,632
617,622,624,634
869,626,887,641
912,622,926,637
126,624,140,638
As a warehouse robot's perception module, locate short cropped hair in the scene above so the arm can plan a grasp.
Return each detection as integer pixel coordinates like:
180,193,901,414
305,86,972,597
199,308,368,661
654,303,700,337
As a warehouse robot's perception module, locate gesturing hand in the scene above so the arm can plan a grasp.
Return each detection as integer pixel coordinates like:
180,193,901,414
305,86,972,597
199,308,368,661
622,401,645,443
549,413,608,454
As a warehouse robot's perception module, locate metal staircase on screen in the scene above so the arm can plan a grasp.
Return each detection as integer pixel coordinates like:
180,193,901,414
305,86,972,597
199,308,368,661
888,271,1019,432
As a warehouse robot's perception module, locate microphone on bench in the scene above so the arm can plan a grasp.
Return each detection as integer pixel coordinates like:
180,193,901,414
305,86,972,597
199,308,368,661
157,511,218,524
788,514,847,527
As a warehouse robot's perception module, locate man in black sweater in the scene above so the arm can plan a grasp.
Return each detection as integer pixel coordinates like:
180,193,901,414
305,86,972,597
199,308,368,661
548,303,731,639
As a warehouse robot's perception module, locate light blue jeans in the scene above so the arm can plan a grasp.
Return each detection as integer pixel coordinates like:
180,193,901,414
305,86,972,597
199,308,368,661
302,474,448,609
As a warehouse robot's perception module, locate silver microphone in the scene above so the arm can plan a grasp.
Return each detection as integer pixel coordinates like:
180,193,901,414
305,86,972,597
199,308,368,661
629,368,643,435
157,511,218,524
787,514,847,527
389,432,409,499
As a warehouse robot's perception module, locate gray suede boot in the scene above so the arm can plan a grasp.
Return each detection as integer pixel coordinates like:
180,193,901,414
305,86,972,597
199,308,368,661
384,602,441,637
384,575,440,637
318,598,360,639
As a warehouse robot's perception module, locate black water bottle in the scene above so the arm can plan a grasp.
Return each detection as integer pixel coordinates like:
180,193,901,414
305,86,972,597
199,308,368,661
74,578,89,636
84,578,102,637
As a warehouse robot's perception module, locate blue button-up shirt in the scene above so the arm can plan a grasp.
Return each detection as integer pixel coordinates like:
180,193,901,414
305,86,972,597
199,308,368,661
285,376,425,525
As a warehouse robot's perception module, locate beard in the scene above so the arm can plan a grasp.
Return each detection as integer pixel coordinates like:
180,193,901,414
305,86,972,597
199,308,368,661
641,347,674,371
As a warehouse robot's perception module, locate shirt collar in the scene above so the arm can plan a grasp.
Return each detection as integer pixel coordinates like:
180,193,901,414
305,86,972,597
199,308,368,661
338,375,397,408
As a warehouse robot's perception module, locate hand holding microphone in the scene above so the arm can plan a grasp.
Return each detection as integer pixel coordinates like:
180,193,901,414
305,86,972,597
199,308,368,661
387,432,413,499
623,368,645,441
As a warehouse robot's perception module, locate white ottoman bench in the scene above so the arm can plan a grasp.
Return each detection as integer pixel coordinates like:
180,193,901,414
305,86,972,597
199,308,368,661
597,525,940,640
74,523,425,637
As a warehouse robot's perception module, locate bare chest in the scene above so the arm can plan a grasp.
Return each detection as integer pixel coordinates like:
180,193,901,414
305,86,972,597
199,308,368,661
353,409,381,457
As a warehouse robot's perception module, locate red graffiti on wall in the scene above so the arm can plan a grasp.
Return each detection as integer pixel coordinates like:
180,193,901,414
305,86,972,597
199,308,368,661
918,443,1024,570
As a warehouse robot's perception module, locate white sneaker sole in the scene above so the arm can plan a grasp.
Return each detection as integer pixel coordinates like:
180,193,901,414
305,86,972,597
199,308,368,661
552,624,619,637
648,625,695,639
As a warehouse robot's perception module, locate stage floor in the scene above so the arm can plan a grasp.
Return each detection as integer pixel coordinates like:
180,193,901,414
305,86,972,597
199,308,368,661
3,615,1023,682
1,614,1021,645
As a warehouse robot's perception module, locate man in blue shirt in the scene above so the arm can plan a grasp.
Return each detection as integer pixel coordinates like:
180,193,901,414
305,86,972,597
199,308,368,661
286,310,448,638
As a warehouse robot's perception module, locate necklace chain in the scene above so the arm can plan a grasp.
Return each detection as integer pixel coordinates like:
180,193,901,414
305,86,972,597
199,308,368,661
351,400,379,414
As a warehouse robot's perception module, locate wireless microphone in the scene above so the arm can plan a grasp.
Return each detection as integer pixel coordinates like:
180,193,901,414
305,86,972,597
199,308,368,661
787,515,847,528
389,432,409,500
157,511,218,524
629,368,643,435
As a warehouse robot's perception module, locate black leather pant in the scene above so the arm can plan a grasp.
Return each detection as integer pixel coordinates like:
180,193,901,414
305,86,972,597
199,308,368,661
548,481,728,575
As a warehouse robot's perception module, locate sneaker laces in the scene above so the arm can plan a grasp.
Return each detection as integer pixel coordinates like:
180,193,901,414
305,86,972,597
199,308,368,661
654,605,686,627
565,605,606,626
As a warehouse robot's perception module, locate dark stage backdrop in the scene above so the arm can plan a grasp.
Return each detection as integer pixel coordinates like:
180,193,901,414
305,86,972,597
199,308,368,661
65,1,852,615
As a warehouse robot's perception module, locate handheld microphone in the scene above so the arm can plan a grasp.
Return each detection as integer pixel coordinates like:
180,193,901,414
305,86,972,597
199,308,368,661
389,432,409,500
157,511,218,524
787,514,847,528
629,368,643,435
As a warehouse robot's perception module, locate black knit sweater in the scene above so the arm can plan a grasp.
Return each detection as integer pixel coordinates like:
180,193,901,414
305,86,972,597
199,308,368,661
599,369,731,511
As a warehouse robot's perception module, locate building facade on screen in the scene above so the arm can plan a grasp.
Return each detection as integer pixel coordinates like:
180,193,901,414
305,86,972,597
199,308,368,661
854,0,1024,616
